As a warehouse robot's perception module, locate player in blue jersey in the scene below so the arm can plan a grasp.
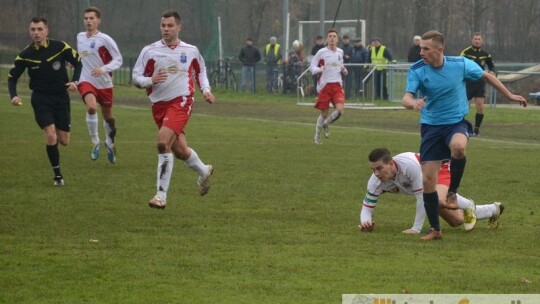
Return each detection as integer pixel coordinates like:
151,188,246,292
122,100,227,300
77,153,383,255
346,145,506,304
402,30,526,240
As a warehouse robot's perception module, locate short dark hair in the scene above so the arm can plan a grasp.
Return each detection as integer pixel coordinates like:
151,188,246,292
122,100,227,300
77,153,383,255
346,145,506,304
84,6,101,18
31,17,47,25
327,28,339,37
161,10,181,24
368,148,393,164
422,30,445,46
246,38,253,42
342,35,350,39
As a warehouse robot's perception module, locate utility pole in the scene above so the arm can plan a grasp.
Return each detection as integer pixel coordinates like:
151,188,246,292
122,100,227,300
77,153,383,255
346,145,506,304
319,0,325,36
283,0,289,55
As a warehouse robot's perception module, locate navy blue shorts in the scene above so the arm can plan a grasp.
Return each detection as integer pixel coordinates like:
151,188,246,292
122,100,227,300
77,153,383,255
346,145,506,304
420,119,469,162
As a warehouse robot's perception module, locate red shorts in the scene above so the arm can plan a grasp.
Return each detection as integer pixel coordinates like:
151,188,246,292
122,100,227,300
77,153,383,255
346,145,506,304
437,161,451,187
78,82,114,108
152,96,194,135
315,83,345,110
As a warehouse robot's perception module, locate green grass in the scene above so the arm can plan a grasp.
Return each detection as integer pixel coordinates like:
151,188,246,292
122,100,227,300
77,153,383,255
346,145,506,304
1,90,539,303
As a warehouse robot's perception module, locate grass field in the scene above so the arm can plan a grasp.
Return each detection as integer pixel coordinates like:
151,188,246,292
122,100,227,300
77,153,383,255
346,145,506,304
1,89,539,303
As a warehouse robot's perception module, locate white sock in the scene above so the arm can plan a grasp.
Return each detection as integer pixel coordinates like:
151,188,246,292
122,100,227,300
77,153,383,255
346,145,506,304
184,148,207,176
315,115,324,136
324,110,342,126
86,113,99,145
156,153,174,200
474,204,496,220
456,194,475,210
103,119,114,148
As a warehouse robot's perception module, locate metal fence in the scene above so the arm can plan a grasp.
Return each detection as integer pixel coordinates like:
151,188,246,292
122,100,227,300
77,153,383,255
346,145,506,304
1,47,537,104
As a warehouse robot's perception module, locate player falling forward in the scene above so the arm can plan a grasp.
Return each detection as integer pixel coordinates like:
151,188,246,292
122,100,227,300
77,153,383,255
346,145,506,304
359,148,504,236
77,6,123,163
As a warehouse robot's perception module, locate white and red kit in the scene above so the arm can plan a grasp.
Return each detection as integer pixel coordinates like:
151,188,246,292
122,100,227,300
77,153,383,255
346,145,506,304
132,40,211,103
360,152,451,232
309,46,345,93
77,31,123,89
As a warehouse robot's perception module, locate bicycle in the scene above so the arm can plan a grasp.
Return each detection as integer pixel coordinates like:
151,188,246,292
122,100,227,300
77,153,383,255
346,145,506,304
209,57,238,92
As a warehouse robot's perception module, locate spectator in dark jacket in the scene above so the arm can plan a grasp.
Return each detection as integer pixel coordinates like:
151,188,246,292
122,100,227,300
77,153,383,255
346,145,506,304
351,38,368,96
341,35,354,99
239,38,261,93
407,35,422,63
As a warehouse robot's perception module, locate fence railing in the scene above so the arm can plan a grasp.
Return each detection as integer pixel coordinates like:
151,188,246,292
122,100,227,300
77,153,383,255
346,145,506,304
296,63,410,106
1,47,537,104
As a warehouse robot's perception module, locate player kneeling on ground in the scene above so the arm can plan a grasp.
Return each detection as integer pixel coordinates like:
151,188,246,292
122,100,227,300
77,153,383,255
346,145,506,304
359,148,504,236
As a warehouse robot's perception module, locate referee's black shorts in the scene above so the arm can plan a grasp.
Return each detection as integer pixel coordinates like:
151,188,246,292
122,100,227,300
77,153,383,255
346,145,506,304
465,79,486,100
31,91,71,131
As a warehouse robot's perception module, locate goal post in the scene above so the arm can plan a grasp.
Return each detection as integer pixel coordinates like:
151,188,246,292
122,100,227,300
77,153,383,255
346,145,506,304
298,19,366,50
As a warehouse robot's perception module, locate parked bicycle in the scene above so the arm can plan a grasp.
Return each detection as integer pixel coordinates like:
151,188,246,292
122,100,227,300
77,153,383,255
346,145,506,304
209,57,238,91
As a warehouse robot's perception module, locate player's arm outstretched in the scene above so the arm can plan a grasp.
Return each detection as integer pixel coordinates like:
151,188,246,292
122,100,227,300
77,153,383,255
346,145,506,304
483,72,527,107
359,182,378,232
402,192,425,234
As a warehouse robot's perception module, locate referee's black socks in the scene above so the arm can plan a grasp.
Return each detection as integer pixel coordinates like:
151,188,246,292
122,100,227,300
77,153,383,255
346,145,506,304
46,144,62,177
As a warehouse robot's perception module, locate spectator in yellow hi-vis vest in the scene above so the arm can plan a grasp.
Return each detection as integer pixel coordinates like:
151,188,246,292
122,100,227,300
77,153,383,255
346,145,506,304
264,36,282,93
368,37,394,100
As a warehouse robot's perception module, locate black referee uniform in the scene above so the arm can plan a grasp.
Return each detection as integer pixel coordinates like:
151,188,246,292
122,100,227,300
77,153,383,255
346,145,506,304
460,45,495,136
8,38,82,184
8,39,82,130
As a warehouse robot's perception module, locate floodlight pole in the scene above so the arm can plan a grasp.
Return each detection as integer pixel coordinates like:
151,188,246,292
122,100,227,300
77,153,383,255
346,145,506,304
319,0,325,35
283,0,289,58
218,16,223,61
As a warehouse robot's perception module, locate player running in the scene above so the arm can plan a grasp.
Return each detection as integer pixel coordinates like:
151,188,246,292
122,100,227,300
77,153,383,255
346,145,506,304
359,148,504,236
309,28,348,144
132,10,215,209
77,6,123,163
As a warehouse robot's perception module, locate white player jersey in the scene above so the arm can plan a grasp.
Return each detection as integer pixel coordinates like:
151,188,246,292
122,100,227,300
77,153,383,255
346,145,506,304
361,152,428,232
132,40,211,103
363,152,423,208
309,46,344,92
77,31,123,89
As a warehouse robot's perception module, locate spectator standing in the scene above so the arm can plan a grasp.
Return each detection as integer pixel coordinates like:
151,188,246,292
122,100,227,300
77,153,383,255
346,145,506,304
238,38,261,93
285,40,304,93
368,37,394,100
340,35,354,99
263,36,282,93
309,35,325,95
77,6,123,163
8,17,82,186
407,35,422,63
350,38,368,96
460,32,496,136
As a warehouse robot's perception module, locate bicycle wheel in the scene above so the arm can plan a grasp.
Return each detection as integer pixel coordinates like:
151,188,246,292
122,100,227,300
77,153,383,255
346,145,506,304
227,70,238,92
276,72,284,94
209,70,222,90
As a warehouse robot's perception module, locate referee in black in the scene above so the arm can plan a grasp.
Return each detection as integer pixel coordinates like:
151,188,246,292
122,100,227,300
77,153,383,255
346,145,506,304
8,17,82,186
460,32,495,137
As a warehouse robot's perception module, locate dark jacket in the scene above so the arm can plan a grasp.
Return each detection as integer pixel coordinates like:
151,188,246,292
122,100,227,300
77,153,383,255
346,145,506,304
239,45,261,66
351,45,368,63
407,45,422,63
341,43,354,63
310,44,324,56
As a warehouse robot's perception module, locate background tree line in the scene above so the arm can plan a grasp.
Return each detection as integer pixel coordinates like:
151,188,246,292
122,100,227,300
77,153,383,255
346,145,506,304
0,0,539,62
